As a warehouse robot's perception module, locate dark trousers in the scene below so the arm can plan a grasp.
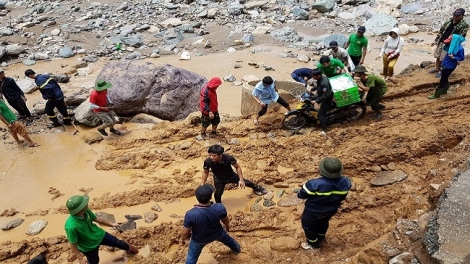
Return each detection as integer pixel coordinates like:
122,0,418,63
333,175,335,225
82,232,130,264
301,212,335,246
7,98,31,118
318,100,331,131
349,55,362,67
439,67,456,90
45,97,69,121
258,96,290,117
214,173,257,203
366,91,385,115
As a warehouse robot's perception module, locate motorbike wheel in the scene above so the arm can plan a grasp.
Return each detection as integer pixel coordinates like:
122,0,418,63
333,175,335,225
282,113,307,130
347,103,367,120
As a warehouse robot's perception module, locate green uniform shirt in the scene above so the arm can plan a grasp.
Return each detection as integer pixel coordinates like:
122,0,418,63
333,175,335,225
64,209,106,252
0,100,17,123
365,74,387,95
347,34,368,57
317,58,345,77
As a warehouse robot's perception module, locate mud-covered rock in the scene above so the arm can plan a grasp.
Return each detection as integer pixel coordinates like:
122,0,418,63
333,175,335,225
125,214,143,221
370,170,407,186
26,220,48,235
250,203,263,212
151,204,162,212
144,212,158,223
270,236,300,251
277,195,303,207
1,218,24,231
118,220,136,232
95,212,116,223
96,61,207,121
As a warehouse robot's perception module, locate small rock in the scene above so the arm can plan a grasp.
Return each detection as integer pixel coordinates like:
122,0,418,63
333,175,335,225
180,51,191,60
125,214,143,221
95,212,116,223
263,199,276,207
170,213,184,218
370,165,382,172
276,190,285,198
263,192,274,200
144,212,158,223
430,183,441,190
250,203,263,212
387,162,396,170
117,220,136,232
277,195,304,207
254,197,262,203
151,204,162,212
1,218,25,231
26,220,48,235
224,74,236,82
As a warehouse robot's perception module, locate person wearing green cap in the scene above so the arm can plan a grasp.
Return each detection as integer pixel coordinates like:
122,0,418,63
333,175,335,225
64,195,139,264
297,157,351,250
89,80,121,136
352,65,387,121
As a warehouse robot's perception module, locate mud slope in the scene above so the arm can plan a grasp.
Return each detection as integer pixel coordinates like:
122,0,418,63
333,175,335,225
2,63,470,264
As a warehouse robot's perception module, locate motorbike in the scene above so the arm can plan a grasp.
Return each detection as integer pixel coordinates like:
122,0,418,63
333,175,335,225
282,91,366,130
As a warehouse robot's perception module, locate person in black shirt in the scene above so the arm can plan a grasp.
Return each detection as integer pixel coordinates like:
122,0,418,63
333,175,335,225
0,69,34,126
202,144,267,203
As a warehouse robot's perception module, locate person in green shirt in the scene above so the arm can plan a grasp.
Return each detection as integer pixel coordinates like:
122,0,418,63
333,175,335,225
64,195,139,264
0,99,39,147
317,56,350,77
352,65,387,121
344,26,369,67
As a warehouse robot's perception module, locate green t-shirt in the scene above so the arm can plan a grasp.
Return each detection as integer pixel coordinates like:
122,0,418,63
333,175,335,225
0,100,17,123
64,209,106,252
347,34,368,57
365,74,387,94
317,58,345,77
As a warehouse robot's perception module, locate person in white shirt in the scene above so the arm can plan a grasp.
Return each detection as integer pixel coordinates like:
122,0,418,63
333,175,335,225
329,41,353,71
376,28,405,80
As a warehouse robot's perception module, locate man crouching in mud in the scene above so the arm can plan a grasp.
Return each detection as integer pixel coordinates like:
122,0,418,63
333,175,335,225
201,144,268,203
64,195,139,264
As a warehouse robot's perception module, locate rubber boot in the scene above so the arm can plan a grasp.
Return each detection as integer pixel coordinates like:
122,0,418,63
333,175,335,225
427,88,445,99
441,83,450,95
47,117,62,128
62,117,72,125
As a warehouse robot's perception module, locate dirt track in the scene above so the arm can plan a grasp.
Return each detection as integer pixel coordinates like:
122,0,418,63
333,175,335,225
2,61,470,263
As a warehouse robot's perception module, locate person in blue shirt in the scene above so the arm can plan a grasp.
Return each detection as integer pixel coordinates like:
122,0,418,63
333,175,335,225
297,157,351,250
181,184,240,264
25,69,72,128
428,34,465,99
251,76,291,125
291,68,314,85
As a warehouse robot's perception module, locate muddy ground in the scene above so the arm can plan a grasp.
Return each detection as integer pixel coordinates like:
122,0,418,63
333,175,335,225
1,54,470,264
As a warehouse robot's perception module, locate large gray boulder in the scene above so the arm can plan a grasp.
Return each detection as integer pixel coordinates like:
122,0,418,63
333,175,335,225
95,61,206,121
364,13,398,36
311,0,335,13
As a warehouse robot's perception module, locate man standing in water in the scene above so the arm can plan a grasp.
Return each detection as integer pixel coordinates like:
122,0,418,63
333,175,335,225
181,184,241,264
201,144,267,203
25,69,72,128
64,195,139,264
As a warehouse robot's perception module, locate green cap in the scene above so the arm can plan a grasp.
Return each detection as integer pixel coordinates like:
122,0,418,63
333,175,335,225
352,65,368,73
66,195,89,215
319,157,343,178
95,80,112,91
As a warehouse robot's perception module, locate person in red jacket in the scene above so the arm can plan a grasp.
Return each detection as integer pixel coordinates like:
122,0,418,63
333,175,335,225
199,77,222,140
89,80,121,136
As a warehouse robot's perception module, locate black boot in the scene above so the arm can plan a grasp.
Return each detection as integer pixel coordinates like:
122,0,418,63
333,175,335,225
48,117,62,128
62,117,72,125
